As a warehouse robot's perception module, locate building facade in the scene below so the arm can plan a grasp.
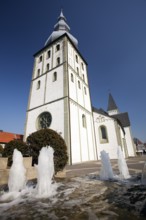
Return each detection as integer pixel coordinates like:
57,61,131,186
24,11,135,164
93,94,136,159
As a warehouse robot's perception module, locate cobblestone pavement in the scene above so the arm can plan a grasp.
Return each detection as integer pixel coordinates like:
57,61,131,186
66,155,146,177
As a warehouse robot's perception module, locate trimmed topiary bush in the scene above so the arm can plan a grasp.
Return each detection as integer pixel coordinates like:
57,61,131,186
27,129,68,173
2,140,31,166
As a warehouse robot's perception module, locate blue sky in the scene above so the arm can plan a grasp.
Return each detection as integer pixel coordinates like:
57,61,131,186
0,0,146,142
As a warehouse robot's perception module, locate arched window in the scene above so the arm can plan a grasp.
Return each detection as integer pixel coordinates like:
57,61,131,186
75,55,78,63
84,87,87,95
82,74,85,81
39,55,42,63
99,125,108,143
47,50,51,59
56,44,60,51
46,63,49,71
82,114,86,128
81,62,84,70
56,57,60,66
53,72,57,82
78,80,81,89
37,80,41,90
77,67,79,75
37,69,40,77
71,73,74,82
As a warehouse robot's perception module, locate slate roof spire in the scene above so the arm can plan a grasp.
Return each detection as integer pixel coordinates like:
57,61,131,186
107,93,119,114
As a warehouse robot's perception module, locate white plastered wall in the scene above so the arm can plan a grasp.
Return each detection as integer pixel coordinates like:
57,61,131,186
124,127,135,157
67,41,96,164
70,101,96,164
45,65,64,103
93,111,120,159
29,75,46,109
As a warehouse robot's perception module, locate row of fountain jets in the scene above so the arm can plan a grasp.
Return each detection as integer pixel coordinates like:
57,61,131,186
7,145,146,197
8,147,55,196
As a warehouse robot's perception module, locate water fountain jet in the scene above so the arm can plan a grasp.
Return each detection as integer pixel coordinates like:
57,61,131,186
35,146,55,197
8,149,26,192
99,150,114,180
117,146,130,180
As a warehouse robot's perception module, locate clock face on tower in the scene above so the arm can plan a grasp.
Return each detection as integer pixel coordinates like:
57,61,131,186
37,112,52,129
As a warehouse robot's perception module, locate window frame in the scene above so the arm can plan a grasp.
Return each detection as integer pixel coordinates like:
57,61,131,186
71,73,74,82
82,74,85,81
37,80,41,90
47,50,51,59
75,54,78,63
99,125,108,143
78,80,81,89
81,62,84,70
46,63,50,71
37,111,52,130
53,71,57,82
39,55,42,63
56,57,60,66
56,44,60,51
82,114,86,128
37,69,40,77
77,67,79,75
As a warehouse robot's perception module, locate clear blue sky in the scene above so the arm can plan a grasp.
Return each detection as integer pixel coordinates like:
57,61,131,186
0,0,146,142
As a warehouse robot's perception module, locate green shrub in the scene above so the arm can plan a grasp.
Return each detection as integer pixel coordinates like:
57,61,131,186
27,129,68,173
2,140,31,166
0,144,3,155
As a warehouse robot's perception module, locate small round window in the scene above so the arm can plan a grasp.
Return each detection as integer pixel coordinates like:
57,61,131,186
37,112,52,130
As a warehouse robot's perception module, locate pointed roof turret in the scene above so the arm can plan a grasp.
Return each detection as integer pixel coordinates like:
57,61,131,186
107,93,119,115
54,10,70,32
54,9,70,32
45,10,78,48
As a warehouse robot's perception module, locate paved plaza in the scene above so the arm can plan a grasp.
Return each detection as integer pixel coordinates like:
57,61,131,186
66,155,146,178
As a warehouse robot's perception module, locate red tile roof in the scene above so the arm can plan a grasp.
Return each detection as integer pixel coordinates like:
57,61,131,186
0,131,23,143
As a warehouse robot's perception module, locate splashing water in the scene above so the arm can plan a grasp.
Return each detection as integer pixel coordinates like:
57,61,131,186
1,147,146,219
0,146,57,202
35,146,56,197
99,150,114,180
8,149,26,192
117,146,130,179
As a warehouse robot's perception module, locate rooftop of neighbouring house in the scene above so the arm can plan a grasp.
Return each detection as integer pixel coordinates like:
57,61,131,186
0,130,23,143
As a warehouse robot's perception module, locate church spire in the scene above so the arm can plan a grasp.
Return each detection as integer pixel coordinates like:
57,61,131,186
59,9,66,20
54,9,70,32
45,10,78,47
107,93,119,115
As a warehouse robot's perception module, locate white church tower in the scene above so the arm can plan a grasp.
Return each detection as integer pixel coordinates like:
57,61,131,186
24,10,97,164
